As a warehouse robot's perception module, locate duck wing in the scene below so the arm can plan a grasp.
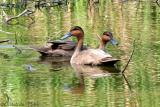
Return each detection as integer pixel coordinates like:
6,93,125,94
100,57,120,65
32,41,75,56
33,40,87,56
48,41,76,50
43,49,73,57
32,41,75,54
49,40,87,50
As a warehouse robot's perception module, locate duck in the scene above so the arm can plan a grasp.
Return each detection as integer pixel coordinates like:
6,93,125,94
98,31,118,51
61,26,120,65
33,31,117,58
33,40,80,57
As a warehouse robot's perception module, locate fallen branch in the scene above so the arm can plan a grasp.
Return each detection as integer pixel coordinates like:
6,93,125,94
121,40,136,73
2,9,35,24
0,40,10,43
35,0,65,8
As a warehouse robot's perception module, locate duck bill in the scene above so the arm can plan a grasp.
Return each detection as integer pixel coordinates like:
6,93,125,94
60,32,72,40
110,38,118,45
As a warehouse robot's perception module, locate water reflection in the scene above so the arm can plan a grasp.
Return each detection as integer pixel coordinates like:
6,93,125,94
38,56,71,71
71,64,120,78
69,64,121,96
39,56,71,63
0,52,9,59
1,0,160,107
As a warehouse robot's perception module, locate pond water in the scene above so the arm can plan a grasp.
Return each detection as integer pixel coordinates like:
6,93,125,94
0,0,160,107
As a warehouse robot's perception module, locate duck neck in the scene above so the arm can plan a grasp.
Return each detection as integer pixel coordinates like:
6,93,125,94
75,37,84,53
71,37,84,63
99,40,106,51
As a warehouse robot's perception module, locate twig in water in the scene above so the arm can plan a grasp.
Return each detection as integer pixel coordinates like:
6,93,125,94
122,74,132,91
121,40,136,73
12,45,22,54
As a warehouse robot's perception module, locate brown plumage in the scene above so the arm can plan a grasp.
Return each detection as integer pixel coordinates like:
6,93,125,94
33,32,116,58
33,41,83,57
33,27,118,66
63,26,120,65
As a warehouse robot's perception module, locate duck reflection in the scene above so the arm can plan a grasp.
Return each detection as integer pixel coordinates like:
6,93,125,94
39,55,71,63
37,56,71,70
68,73,85,95
37,56,120,95
71,64,120,78
68,64,120,95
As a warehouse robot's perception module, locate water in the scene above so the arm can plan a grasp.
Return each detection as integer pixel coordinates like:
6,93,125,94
0,0,160,107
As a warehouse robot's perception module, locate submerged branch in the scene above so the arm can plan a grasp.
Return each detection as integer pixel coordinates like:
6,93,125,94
121,40,136,73
122,74,132,91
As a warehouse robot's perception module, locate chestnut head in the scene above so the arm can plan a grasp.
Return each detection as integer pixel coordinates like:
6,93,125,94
102,31,118,45
61,26,84,40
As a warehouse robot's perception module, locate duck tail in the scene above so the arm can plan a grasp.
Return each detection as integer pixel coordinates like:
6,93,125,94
101,57,120,65
30,46,49,56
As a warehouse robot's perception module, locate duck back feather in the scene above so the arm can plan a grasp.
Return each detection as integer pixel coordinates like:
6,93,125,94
71,49,118,65
33,40,87,57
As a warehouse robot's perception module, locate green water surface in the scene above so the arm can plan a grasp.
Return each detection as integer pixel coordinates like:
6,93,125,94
0,0,160,107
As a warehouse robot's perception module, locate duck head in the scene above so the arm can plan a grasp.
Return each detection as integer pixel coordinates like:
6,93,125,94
101,31,118,45
61,26,118,45
61,26,84,40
